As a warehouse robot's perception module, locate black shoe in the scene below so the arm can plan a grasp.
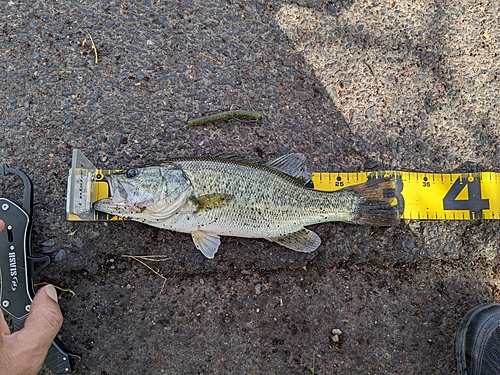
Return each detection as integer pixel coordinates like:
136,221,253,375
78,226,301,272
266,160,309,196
456,303,500,375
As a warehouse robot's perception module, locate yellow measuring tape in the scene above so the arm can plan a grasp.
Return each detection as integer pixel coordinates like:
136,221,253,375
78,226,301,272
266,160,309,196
311,171,499,220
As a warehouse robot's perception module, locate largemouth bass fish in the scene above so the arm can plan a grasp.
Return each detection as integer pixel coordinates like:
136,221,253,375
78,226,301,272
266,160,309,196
94,154,399,258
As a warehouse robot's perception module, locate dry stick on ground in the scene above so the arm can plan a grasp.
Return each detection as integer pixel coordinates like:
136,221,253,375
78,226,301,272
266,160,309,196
122,255,171,293
84,30,98,64
244,11,283,53
200,52,218,62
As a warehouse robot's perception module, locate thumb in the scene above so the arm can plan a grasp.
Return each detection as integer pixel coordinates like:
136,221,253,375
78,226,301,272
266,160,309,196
18,285,63,351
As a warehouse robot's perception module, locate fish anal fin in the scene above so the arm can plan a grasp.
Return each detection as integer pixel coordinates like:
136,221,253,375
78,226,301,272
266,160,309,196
266,228,321,253
264,153,311,184
191,231,221,259
195,193,232,212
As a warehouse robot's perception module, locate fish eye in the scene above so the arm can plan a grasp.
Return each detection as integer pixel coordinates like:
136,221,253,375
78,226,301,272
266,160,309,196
126,169,140,178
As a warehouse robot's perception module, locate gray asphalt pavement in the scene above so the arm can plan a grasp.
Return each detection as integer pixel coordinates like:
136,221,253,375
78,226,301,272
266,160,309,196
1,0,500,374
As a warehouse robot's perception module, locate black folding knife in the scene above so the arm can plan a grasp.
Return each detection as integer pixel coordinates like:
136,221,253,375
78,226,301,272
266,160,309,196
0,164,81,373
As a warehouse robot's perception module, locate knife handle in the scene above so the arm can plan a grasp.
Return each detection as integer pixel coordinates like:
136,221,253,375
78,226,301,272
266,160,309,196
45,337,82,374
8,309,81,373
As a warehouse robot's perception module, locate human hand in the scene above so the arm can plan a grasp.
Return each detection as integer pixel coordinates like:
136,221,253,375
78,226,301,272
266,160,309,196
0,219,64,375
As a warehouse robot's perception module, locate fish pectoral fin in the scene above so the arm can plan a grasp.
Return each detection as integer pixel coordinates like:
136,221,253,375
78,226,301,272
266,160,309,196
264,153,311,184
266,228,321,253
191,231,221,259
195,193,232,212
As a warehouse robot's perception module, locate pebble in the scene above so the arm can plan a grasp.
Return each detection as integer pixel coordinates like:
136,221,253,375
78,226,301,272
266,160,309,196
402,237,415,250
42,238,56,247
332,328,342,335
74,237,84,248
331,328,342,344
255,283,262,295
327,6,337,15
55,249,67,262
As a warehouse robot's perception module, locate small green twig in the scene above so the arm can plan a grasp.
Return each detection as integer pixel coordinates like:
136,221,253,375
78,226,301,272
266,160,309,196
36,282,76,297
311,353,316,374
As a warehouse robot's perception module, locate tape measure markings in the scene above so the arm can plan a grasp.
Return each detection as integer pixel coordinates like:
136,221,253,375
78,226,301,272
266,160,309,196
311,171,500,220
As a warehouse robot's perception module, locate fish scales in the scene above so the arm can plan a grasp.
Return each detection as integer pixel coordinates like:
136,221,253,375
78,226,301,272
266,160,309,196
166,158,358,237
94,154,399,258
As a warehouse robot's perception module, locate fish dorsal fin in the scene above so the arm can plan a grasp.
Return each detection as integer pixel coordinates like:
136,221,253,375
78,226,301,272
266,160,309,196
191,231,221,259
264,153,311,184
213,153,249,163
195,193,232,212
266,228,321,253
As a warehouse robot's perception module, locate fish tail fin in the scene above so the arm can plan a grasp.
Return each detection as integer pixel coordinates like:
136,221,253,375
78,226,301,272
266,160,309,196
347,177,400,226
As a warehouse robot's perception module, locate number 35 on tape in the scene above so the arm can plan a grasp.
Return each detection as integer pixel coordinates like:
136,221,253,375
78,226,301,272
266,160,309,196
311,171,500,220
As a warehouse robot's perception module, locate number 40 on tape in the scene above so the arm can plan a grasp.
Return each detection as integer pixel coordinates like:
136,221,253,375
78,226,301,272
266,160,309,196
311,171,499,220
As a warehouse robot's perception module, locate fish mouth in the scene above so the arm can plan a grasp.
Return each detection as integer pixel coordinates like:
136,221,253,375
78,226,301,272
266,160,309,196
107,177,130,204
94,177,145,214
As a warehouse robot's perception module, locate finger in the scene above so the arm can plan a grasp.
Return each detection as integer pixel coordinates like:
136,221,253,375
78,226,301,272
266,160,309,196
18,285,63,351
0,312,10,336
0,219,4,233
